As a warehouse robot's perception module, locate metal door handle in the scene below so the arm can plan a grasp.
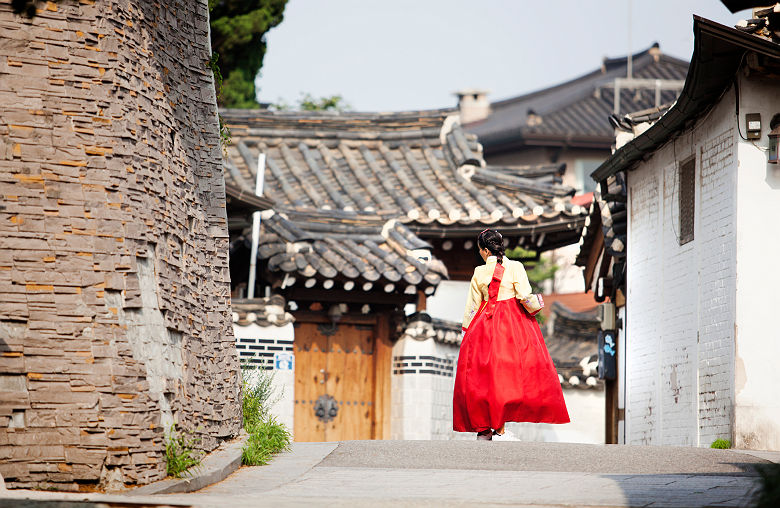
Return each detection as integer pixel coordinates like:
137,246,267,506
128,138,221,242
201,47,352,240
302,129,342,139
319,369,329,384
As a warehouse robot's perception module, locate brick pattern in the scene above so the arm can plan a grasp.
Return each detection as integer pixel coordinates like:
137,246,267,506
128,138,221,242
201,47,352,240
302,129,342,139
236,337,294,369
626,169,661,444
658,161,697,446
0,0,240,489
626,128,736,447
392,355,454,377
696,131,736,445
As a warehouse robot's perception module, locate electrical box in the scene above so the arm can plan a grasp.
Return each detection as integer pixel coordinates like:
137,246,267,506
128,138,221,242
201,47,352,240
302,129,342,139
746,113,761,140
598,302,616,331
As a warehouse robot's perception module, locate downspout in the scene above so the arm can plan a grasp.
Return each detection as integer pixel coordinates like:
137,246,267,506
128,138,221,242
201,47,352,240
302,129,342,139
247,153,266,299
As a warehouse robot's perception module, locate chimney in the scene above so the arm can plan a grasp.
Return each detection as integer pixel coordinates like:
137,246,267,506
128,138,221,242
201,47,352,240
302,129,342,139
454,89,490,124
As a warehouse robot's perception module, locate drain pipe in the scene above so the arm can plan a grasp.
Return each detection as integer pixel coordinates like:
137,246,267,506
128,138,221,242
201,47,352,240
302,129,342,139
247,153,266,299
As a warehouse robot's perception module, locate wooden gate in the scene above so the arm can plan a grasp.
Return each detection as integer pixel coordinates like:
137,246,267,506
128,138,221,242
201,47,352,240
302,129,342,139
293,317,390,442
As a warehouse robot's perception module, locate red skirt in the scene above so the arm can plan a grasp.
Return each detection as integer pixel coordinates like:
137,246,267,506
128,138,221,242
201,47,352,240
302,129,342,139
453,298,570,432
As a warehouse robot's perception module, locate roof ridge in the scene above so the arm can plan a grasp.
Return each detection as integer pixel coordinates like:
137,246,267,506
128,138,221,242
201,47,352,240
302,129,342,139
484,43,685,110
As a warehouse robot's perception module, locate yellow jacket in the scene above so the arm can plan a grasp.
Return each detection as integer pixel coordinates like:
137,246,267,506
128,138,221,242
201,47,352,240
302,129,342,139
462,256,534,330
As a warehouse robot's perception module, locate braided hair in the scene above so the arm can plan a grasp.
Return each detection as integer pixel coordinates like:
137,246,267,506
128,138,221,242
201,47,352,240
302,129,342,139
477,229,504,264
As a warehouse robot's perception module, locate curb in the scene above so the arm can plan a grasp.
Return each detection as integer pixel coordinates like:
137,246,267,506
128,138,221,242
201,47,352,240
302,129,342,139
127,433,248,496
731,448,780,465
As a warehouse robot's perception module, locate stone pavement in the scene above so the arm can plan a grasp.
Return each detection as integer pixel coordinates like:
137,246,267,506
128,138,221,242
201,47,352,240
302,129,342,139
2,440,777,507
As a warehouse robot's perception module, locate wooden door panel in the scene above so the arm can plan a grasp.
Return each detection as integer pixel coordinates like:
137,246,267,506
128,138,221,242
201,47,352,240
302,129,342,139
293,323,329,442
325,325,374,441
293,321,376,442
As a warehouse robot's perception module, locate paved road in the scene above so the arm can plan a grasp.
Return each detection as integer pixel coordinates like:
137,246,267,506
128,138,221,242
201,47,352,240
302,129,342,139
176,440,775,507
2,441,777,507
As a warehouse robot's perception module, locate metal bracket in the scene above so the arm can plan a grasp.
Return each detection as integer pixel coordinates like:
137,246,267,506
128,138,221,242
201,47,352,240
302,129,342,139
313,394,339,423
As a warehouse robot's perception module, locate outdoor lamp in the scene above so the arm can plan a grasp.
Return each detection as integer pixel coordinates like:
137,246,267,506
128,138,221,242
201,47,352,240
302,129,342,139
769,114,780,164
769,126,780,164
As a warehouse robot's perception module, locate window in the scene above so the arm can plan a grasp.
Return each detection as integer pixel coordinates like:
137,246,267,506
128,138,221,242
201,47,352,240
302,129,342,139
574,159,602,193
678,157,695,245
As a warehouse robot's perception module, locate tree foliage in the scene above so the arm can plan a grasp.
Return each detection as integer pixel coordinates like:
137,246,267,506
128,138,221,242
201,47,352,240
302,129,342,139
506,246,559,325
272,93,351,112
209,0,287,108
506,246,559,294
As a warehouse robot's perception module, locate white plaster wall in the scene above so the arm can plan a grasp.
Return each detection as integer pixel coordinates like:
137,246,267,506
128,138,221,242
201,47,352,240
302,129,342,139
425,280,469,323
501,388,605,444
625,89,737,447
233,322,295,433
549,244,586,294
733,75,780,451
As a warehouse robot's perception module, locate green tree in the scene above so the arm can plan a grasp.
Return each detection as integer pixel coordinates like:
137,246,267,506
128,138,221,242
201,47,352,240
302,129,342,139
209,0,288,108
272,93,351,112
506,246,559,325
506,246,559,294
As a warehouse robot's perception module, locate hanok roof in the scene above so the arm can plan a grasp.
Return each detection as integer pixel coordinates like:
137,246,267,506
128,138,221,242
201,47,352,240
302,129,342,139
231,295,294,327
399,312,462,346
467,44,689,151
543,301,602,390
221,109,586,246
574,180,627,293
249,208,448,299
591,17,780,183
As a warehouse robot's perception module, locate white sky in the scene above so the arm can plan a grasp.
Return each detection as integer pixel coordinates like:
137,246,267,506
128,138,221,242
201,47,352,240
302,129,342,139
256,0,747,111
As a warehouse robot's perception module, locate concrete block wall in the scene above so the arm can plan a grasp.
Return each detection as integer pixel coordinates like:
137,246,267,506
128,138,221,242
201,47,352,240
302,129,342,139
390,336,461,440
625,91,737,447
0,0,240,489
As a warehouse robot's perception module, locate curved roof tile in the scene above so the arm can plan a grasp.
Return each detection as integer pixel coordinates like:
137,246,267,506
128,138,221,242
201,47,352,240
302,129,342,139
221,110,586,240
252,209,448,294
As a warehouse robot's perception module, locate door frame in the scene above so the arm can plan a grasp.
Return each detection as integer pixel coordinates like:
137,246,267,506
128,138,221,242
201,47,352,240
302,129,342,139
292,310,392,440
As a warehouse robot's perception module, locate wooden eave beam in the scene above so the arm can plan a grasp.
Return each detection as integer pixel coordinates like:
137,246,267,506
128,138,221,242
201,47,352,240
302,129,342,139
584,226,605,290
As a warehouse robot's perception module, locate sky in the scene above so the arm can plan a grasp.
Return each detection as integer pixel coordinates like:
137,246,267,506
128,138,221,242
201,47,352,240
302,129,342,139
256,0,748,112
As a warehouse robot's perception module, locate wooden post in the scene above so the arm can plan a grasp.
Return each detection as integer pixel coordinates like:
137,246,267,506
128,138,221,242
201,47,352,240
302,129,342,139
417,290,427,312
372,313,393,439
605,378,618,443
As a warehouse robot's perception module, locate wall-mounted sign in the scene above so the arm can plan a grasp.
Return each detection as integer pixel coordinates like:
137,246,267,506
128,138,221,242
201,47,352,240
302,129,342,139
274,352,294,371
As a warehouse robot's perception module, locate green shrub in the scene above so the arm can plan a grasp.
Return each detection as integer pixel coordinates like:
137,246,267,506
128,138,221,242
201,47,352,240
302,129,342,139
241,364,280,427
710,439,731,449
165,424,201,478
242,416,291,466
240,364,291,466
754,463,780,508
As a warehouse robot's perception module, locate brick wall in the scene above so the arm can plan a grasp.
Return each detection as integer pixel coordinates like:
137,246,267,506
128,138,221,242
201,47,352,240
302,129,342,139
697,131,736,446
0,0,241,489
625,122,736,446
626,169,661,444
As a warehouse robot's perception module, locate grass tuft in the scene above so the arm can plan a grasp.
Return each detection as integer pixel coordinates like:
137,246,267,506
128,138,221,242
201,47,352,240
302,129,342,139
165,424,201,478
242,416,291,466
240,364,291,466
710,438,731,449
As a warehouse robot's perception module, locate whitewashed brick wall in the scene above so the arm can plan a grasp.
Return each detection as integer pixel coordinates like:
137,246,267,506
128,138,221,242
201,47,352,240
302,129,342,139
626,121,736,446
658,161,698,446
697,131,736,446
626,169,661,444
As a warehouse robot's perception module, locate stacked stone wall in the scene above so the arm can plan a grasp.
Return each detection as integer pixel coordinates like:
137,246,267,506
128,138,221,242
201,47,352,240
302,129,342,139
0,0,241,489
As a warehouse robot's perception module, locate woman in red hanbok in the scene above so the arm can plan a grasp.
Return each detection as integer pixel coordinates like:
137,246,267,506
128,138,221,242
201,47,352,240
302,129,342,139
453,229,569,440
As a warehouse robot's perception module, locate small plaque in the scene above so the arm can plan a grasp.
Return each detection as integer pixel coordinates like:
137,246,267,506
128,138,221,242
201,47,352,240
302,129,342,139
274,352,294,371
